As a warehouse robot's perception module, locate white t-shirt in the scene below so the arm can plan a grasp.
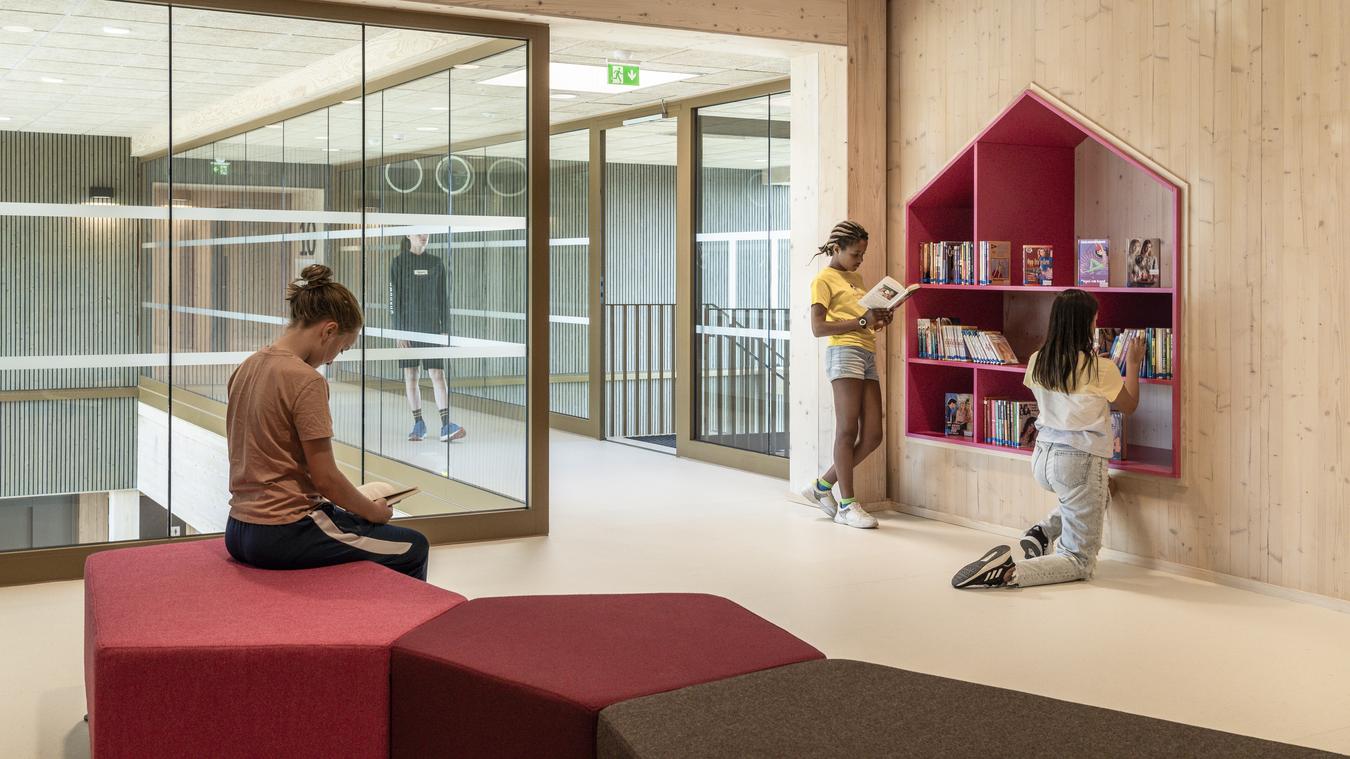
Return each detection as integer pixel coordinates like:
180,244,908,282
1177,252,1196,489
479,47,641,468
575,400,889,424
1023,351,1124,459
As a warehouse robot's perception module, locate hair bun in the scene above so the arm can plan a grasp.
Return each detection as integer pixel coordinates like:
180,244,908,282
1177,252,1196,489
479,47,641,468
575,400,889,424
299,264,334,288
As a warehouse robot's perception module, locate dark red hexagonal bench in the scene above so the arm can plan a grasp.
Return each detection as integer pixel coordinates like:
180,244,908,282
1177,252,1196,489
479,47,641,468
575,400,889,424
84,538,465,759
390,593,824,759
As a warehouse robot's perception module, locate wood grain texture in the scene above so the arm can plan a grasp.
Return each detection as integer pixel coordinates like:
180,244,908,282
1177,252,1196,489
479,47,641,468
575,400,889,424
397,0,847,44
847,0,889,504
888,0,1350,601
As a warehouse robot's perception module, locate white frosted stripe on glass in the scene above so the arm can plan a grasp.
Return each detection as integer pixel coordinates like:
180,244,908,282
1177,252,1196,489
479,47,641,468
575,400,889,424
694,230,790,243
0,342,525,371
694,325,791,341
0,202,521,230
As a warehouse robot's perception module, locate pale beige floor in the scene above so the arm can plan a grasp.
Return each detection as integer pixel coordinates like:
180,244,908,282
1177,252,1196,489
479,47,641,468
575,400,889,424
3,431,1350,757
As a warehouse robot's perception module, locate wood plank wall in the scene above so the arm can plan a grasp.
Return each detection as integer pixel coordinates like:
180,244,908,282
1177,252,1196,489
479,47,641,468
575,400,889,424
887,0,1350,601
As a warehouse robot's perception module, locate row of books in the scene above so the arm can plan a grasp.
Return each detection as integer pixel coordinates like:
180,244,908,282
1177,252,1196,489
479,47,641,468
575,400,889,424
920,241,977,285
921,238,1166,288
916,318,1020,364
1095,327,1174,379
984,398,1039,448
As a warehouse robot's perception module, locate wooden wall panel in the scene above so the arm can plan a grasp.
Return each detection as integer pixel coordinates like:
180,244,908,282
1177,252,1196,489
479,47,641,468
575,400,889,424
887,0,1350,601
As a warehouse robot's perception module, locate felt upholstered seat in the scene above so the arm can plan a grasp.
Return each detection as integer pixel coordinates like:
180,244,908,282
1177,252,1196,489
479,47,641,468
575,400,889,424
84,538,464,759
389,593,824,759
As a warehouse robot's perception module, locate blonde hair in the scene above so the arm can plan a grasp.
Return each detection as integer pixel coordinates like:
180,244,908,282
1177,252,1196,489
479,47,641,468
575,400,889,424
284,264,363,333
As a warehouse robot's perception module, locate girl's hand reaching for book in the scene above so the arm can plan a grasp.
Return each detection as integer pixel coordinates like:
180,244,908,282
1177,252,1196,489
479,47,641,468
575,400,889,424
1125,334,1146,368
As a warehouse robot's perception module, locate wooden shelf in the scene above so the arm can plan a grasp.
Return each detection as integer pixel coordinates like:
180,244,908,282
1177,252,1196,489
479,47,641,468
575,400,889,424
903,89,1182,478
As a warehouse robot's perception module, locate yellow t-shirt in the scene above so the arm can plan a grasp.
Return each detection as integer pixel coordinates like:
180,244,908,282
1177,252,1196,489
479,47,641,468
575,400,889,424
810,267,875,352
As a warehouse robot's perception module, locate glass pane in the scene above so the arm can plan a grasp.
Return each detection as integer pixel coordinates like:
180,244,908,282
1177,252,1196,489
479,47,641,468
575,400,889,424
549,130,590,418
363,39,529,510
694,93,791,457
604,120,677,445
167,8,363,536
0,0,172,550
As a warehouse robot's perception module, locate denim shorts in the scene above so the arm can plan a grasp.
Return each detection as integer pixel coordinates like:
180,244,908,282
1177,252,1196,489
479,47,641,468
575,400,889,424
826,345,879,381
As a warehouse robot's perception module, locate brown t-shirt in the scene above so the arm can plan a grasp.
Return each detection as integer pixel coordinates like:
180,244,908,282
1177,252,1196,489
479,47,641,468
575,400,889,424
226,346,334,525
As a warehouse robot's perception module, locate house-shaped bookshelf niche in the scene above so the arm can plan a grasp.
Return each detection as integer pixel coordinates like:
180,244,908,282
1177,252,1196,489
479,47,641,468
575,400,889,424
904,89,1182,477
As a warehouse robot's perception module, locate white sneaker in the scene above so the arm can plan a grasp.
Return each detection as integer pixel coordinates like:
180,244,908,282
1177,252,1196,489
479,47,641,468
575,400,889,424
834,503,878,529
800,483,838,518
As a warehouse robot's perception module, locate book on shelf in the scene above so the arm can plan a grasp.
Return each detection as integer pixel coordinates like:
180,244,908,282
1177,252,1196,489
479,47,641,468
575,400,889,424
1126,237,1162,287
356,481,420,507
1022,244,1054,286
1094,327,1174,379
1110,410,1127,462
858,276,922,310
920,241,975,285
915,318,1020,365
1076,238,1110,287
978,240,1012,285
982,398,1039,448
944,392,974,438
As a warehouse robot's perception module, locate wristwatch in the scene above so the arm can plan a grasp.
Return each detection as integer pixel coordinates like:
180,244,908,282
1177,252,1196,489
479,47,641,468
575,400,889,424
858,315,870,328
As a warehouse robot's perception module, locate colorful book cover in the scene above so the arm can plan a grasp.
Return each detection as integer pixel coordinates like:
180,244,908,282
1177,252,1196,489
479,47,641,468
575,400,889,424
1018,402,1039,448
944,392,974,437
1126,237,1161,287
1076,238,1109,287
1023,244,1053,285
1110,410,1127,461
987,240,1011,285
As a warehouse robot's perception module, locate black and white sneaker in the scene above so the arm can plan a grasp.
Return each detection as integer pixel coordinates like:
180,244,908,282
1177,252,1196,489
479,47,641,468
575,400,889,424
1020,525,1051,559
951,545,1015,589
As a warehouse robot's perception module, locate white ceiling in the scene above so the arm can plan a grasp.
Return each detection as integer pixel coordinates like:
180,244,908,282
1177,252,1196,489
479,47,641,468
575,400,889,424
0,0,791,168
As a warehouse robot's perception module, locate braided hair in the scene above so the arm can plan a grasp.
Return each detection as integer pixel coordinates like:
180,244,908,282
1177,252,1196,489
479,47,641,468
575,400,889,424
813,220,869,261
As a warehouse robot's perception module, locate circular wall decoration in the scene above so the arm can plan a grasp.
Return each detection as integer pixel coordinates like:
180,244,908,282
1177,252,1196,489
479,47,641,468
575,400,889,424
383,158,424,194
486,157,527,198
436,155,475,196
744,170,770,207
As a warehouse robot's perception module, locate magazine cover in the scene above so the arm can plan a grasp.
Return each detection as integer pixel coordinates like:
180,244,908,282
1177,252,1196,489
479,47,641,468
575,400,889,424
1018,403,1039,448
988,240,1011,285
1023,245,1053,285
1110,410,1127,461
944,393,974,437
1126,237,1161,287
1076,238,1109,287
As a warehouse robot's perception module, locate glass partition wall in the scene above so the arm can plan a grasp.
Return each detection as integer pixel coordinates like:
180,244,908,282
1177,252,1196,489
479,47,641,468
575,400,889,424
0,0,545,570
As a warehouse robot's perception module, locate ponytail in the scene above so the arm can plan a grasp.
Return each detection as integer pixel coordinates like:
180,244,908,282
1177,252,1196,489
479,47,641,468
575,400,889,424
285,264,363,333
812,220,869,262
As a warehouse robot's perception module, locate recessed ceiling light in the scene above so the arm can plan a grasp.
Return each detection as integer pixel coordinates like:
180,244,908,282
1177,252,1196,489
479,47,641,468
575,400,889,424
102,26,131,35
416,126,438,132
551,93,577,100
341,99,360,105
40,77,65,84
2,25,35,33
314,135,327,140
324,148,340,152
429,106,449,112
0,116,10,122
454,64,480,70
264,124,282,129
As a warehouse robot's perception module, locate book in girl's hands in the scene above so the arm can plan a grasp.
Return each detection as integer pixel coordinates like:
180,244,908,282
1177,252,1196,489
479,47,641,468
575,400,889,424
1126,238,1162,287
944,393,974,438
356,481,420,506
1076,238,1110,287
858,276,921,310
1023,245,1054,286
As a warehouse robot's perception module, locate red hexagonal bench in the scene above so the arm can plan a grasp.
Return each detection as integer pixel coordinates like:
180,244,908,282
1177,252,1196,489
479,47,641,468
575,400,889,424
389,593,825,759
84,538,464,759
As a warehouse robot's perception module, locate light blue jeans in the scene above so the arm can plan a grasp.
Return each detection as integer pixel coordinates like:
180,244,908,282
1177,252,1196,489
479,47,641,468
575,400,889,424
1017,441,1110,587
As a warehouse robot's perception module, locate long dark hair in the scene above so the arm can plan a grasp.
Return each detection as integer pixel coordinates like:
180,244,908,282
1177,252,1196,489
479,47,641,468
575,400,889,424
811,220,868,262
1032,289,1099,392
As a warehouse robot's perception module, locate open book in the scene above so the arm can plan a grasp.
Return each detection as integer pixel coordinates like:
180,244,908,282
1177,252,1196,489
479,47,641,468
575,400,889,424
356,481,420,507
859,276,921,310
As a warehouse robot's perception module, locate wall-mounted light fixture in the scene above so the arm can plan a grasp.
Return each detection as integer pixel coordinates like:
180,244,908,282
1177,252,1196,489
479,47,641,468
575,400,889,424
87,186,114,205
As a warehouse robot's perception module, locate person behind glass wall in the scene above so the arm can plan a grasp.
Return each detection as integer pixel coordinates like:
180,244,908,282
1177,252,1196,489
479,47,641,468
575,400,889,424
224,265,430,580
390,233,466,443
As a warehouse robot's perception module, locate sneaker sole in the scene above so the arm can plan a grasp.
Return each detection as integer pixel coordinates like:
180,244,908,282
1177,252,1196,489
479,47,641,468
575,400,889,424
1019,537,1045,560
834,514,878,529
952,545,1013,588
441,430,467,443
798,486,837,518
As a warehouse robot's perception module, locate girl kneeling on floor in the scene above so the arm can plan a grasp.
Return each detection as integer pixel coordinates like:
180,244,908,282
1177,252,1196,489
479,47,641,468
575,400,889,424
952,289,1143,589
224,264,430,580
799,221,898,530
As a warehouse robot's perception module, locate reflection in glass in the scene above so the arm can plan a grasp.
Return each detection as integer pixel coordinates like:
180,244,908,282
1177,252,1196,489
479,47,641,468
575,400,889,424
694,93,791,457
549,130,590,418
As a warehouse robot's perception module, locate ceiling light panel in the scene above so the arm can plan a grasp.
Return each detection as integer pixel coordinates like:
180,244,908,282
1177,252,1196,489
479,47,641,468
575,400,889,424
482,62,695,95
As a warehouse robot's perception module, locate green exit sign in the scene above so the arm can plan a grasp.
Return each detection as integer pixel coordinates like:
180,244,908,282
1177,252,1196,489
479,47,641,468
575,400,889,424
211,159,230,176
608,63,640,87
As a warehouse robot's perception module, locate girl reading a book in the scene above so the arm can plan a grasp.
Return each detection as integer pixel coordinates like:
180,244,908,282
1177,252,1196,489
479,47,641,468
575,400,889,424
223,264,430,580
799,221,899,529
951,289,1143,589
